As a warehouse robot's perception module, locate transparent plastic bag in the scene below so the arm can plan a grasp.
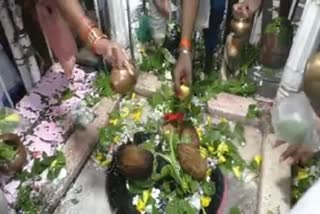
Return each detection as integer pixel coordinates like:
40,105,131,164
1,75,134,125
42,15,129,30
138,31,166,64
272,93,320,147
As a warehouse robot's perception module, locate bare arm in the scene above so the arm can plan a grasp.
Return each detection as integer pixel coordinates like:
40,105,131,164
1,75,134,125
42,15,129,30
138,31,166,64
55,0,87,35
180,0,199,45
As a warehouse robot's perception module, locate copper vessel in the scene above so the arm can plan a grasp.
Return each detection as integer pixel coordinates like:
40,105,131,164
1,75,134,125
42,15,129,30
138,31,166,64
260,33,292,69
303,53,320,108
230,17,252,41
110,68,137,95
225,34,242,70
0,133,27,176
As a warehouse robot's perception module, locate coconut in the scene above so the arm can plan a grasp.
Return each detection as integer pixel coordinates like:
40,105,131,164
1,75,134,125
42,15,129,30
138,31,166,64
177,144,207,181
116,144,154,179
180,126,200,147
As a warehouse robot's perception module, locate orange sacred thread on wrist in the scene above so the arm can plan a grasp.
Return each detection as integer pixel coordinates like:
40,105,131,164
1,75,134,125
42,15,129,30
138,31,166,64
179,38,192,50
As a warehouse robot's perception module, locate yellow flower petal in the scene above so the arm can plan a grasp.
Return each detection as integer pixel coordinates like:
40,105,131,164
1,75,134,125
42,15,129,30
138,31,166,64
232,166,242,178
4,114,20,123
254,155,263,168
109,119,118,126
136,198,146,213
95,152,105,162
131,92,136,99
297,168,309,181
100,159,112,167
113,136,121,143
200,146,208,159
131,110,142,122
208,146,215,153
120,107,130,118
206,168,212,177
218,154,226,164
220,117,228,124
201,196,212,208
196,128,203,141
217,142,229,154
206,116,212,125
142,190,150,203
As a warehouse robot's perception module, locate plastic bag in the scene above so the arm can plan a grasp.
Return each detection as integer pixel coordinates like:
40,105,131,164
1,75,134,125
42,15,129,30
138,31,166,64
272,93,320,147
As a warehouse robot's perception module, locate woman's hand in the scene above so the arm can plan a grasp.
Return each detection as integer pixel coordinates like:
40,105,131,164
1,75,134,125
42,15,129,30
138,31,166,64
94,38,133,71
273,140,317,165
233,0,262,19
174,52,192,95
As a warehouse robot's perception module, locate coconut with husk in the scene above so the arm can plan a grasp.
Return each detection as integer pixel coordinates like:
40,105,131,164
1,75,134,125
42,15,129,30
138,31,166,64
180,126,200,148
0,133,27,176
116,144,154,180
177,144,207,181
110,67,137,95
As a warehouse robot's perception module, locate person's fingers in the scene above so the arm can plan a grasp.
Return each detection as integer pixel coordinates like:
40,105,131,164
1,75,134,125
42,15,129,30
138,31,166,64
121,49,130,61
185,70,192,86
104,46,114,65
174,68,181,94
284,156,296,165
280,145,298,162
113,48,123,68
272,140,285,148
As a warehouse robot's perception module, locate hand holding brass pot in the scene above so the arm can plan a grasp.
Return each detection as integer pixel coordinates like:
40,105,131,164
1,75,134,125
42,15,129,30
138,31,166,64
110,66,137,95
0,133,27,176
230,17,252,41
303,53,320,109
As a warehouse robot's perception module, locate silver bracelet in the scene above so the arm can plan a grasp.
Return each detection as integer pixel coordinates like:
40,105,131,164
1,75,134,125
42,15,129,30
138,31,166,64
179,48,191,55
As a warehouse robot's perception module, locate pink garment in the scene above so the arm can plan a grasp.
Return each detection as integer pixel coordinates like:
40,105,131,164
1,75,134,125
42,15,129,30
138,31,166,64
36,0,77,78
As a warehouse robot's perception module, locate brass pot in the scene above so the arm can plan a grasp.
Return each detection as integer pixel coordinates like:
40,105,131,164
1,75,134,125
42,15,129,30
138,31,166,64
225,34,242,70
0,133,27,176
260,33,292,69
230,18,252,41
303,53,320,109
116,144,154,180
110,68,137,95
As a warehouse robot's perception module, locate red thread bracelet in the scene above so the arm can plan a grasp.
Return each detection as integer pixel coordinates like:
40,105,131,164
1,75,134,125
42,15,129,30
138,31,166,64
179,38,192,50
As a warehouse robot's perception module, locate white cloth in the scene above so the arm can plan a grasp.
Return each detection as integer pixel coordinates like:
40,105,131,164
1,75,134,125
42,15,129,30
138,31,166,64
149,0,211,43
290,179,320,214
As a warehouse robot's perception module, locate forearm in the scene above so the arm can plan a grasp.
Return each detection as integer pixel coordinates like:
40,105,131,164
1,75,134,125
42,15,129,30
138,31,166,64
180,0,199,49
55,0,90,37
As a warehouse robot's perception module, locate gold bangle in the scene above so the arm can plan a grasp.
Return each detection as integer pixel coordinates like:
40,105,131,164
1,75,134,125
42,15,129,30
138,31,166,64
91,34,109,54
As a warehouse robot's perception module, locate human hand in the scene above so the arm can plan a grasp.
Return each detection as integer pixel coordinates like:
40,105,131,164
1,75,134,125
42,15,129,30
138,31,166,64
273,140,317,165
174,51,192,96
94,38,133,71
154,0,170,18
233,0,262,19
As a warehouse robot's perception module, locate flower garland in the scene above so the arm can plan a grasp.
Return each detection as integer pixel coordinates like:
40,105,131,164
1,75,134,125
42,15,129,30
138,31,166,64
95,84,258,213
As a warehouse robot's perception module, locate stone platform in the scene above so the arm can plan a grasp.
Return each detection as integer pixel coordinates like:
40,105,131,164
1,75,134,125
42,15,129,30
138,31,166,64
53,73,291,214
